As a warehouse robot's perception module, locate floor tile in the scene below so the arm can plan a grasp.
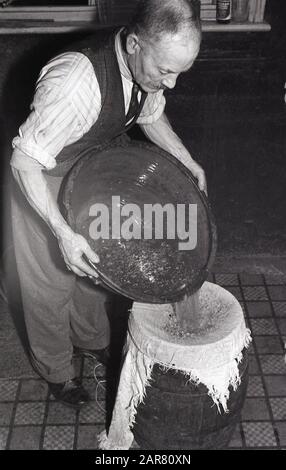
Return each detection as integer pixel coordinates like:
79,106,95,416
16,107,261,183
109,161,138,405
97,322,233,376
78,401,106,424
275,422,286,446
76,424,104,449
270,398,286,420
267,286,286,301
264,376,286,397
264,274,286,285
242,286,268,301
254,336,284,354
0,379,19,401
19,379,49,401
239,273,264,285
214,273,239,286
241,398,270,421
228,424,243,448
246,341,254,354
43,426,75,450
0,403,14,426
1,269,286,451
248,355,260,375
249,319,278,335
9,426,42,450
272,302,286,317
14,402,45,425
277,319,286,334
247,376,265,397
46,402,77,425
206,273,215,283
224,286,243,301
239,301,247,316
260,355,286,375
0,427,9,450
242,422,277,447
246,302,272,318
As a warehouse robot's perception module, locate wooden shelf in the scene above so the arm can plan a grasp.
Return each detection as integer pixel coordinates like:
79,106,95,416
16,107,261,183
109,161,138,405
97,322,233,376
202,20,271,32
0,4,271,33
0,6,98,22
0,19,271,35
0,2,271,33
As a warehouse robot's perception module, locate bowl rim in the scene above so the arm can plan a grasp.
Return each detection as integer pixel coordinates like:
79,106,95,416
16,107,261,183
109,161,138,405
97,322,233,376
60,138,217,303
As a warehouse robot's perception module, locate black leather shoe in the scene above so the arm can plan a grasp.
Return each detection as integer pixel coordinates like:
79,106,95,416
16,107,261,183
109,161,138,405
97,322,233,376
48,378,90,409
73,345,110,366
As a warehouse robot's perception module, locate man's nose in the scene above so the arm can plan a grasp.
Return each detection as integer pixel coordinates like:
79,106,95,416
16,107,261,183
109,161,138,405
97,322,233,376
162,74,178,90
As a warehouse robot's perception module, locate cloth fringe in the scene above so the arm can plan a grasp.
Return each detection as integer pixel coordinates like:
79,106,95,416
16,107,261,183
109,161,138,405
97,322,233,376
97,430,128,451
98,324,252,449
98,336,153,450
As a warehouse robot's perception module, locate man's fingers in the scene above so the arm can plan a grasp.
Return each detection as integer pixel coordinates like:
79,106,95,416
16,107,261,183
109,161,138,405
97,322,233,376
77,257,99,278
197,172,208,196
84,244,99,264
200,180,208,195
87,274,101,285
67,259,99,278
70,265,87,277
59,232,100,277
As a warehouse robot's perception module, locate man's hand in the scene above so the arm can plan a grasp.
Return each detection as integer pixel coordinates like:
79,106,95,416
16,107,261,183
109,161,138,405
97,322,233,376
11,165,101,282
57,229,100,279
184,158,208,195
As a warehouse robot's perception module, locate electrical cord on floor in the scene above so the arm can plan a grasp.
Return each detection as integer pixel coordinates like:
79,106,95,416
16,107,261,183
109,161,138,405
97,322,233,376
93,363,107,414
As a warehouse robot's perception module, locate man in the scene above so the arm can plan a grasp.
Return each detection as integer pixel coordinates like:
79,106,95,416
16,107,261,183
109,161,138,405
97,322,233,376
10,0,205,408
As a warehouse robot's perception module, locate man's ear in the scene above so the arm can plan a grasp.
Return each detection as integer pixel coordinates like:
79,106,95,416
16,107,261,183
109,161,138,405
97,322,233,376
126,33,140,55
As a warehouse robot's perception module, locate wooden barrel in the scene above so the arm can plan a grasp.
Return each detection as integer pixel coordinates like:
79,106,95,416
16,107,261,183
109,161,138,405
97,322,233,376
127,282,251,450
132,351,248,450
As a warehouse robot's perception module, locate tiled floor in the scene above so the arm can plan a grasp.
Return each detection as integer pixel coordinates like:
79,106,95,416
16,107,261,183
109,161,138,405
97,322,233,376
0,271,286,450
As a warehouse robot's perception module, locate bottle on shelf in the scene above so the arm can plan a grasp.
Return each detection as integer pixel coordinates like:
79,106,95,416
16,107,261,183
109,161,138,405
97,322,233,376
216,0,232,24
232,0,249,23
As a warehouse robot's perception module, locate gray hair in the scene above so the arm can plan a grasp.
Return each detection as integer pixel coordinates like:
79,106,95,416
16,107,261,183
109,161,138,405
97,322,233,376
125,0,201,43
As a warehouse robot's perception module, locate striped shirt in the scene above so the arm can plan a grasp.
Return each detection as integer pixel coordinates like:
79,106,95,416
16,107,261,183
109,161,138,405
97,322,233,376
11,30,166,171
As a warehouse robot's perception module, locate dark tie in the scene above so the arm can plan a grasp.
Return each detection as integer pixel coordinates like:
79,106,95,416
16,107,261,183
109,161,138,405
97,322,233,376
125,82,141,124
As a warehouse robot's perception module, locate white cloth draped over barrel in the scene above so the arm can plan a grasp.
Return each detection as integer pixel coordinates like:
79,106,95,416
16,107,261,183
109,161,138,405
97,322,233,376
98,282,252,450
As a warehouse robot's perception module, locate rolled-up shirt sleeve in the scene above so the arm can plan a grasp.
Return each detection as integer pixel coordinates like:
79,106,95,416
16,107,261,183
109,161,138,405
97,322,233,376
12,88,81,170
11,52,101,171
136,90,166,125
11,148,45,171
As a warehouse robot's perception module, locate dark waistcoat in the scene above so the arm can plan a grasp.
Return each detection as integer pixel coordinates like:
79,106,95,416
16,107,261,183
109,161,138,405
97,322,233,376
44,29,147,178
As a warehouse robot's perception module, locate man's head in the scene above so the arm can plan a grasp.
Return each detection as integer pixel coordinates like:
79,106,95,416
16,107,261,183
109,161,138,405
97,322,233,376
123,0,201,93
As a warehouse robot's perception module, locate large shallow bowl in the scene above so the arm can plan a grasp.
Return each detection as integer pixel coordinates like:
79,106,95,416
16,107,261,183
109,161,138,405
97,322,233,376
60,139,216,303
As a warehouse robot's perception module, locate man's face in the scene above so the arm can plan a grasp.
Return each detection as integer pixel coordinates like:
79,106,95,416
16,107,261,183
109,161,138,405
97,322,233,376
126,31,200,93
